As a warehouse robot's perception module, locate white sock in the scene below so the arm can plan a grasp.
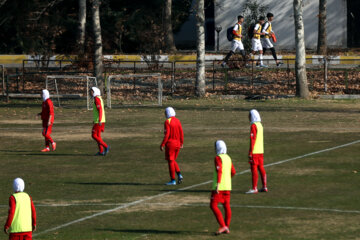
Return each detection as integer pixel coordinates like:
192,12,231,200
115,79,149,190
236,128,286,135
259,54,263,65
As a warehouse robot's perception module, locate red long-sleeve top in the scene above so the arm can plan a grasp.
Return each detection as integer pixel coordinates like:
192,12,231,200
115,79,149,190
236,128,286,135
161,117,184,148
94,96,103,122
41,98,54,127
4,194,36,237
249,123,258,156
214,156,236,184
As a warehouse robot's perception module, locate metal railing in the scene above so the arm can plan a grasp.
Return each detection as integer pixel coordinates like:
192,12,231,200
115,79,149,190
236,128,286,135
0,64,4,96
5,57,357,98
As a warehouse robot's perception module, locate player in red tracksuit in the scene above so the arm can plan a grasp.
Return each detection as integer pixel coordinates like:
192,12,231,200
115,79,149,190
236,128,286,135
90,87,110,156
246,109,267,194
4,178,36,240
160,107,184,185
210,140,236,235
38,89,56,152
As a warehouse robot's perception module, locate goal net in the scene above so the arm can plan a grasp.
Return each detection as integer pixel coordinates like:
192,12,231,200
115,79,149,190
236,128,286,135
45,75,97,110
106,73,162,108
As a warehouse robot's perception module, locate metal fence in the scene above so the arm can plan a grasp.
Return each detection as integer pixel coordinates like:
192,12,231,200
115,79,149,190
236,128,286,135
1,57,359,101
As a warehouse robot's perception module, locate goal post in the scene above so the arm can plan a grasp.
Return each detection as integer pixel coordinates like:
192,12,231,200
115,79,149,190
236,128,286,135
107,73,162,108
45,75,97,110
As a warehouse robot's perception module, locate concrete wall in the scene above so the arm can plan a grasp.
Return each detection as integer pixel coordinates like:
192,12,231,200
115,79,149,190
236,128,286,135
215,0,347,50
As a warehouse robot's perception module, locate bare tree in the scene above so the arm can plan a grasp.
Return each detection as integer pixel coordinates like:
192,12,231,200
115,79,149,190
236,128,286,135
293,0,309,99
164,0,177,53
91,0,104,92
195,0,205,97
317,0,327,55
77,0,86,54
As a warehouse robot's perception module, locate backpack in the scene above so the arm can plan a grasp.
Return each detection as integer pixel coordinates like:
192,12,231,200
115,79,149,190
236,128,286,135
226,26,234,41
247,23,256,39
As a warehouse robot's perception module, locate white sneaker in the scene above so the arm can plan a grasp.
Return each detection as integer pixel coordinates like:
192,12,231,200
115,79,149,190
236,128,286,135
259,64,268,68
245,189,258,194
165,180,176,185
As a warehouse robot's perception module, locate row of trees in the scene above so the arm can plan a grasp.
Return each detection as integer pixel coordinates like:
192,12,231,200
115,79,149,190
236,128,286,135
0,0,327,99
0,0,192,54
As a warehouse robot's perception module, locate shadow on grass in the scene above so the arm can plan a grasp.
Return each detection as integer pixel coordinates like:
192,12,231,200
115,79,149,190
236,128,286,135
0,150,93,156
67,182,164,186
0,150,36,153
97,228,205,235
21,153,93,156
156,189,210,193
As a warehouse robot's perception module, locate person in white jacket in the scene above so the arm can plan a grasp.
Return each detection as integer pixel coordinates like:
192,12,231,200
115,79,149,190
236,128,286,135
261,13,283,67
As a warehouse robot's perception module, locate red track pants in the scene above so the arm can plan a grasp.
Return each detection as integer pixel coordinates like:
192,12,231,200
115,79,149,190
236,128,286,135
165,146,180,180
42,125,54,148
92,123,108,153
9,232,32,240
210,191,231,228
250,154,267,190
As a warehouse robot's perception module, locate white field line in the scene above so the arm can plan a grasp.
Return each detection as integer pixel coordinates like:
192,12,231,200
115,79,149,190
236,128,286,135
3,126,360,131
149,203,360,214
3,203,359,215
33,139,360,237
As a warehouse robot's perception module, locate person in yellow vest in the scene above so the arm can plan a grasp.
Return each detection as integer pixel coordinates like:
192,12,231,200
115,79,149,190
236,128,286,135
91,87,110,156
261,13,283,67
246,109,267,194
221,15,246,68
4,178,36,240
251,16,267,67
210,140,236,235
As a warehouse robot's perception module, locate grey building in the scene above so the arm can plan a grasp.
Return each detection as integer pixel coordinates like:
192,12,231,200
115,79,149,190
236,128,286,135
175,0,360,50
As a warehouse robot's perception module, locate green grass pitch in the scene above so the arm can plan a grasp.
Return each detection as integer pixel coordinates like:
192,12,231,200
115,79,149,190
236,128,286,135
0,98,360,240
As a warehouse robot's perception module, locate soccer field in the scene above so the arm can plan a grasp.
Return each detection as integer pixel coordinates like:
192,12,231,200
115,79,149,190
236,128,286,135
0,99,360,240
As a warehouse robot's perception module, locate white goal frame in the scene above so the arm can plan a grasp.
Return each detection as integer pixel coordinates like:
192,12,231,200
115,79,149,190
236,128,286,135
106,73,162,108
45,75,97,110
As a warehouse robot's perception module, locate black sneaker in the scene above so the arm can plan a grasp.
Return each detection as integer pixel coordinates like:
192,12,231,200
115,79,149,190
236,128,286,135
178,174,183,184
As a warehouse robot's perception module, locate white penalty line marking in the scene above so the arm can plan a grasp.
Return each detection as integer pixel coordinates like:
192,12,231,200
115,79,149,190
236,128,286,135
154,203,360,214
34,139,360,237
148,203,360,214
4,203,359,215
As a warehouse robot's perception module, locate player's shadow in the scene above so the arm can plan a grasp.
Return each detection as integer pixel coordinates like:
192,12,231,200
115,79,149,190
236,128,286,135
25,153,92,156
0,150,35,153
67,182,164,186
97,228,204,235
0,150,92,156
155,189,210,193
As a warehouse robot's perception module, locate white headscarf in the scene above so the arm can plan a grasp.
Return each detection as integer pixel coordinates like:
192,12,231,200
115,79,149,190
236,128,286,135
13,178,25,192
42,89,50,102
91,87,101,97
250,109,261,123
215,140,227,155
165,107,176,118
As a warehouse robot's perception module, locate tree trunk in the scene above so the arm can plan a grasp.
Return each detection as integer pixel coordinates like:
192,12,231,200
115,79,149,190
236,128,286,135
317,0,327,55
164,0,176,53
293,0,309,99
77,0,86,54
0,0,8,8
195,0,206,97
92,0,104,93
